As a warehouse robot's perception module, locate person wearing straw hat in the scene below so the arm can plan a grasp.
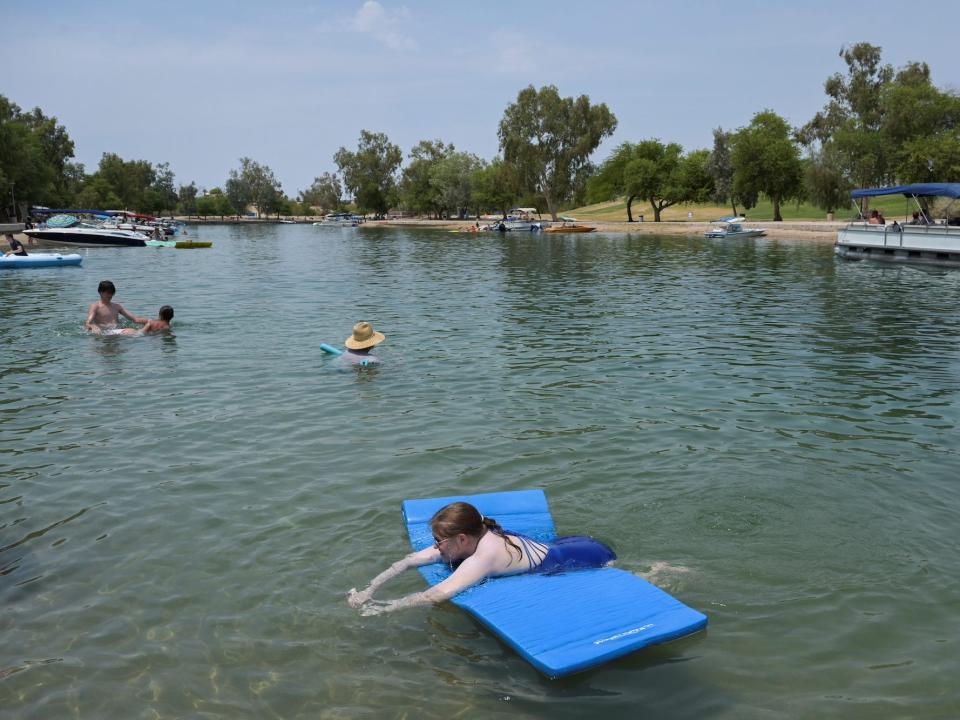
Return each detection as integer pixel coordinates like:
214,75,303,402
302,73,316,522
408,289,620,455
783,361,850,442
342,321,386,365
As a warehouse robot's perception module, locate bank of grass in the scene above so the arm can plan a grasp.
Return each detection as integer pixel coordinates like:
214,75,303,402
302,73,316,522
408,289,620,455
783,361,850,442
566,195,918,222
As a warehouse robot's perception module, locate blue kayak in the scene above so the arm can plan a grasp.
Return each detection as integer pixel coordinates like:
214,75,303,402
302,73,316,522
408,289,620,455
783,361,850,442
0,253,83,269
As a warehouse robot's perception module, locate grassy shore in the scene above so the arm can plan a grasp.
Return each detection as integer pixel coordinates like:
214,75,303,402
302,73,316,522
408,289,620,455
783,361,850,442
565,195,920,223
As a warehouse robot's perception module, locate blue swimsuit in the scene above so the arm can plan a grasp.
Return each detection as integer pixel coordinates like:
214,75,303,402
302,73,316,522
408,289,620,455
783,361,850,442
508,532,616,574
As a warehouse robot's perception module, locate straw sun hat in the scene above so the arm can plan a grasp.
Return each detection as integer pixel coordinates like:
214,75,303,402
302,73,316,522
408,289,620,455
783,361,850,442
345,321,385,350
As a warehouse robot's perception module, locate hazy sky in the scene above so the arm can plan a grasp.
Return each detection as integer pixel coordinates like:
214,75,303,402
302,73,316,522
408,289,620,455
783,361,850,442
3,0,958,196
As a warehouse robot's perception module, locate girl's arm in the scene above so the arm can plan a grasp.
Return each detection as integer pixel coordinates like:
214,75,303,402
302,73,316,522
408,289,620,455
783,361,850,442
357,553,495,616
348,545,440,608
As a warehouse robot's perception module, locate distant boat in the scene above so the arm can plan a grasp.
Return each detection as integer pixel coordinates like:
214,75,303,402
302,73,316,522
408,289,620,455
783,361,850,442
26,214,148,248
315,212,364,227
543,217,596,233
835,183,960,267
704,217,766,239
278,219,296,224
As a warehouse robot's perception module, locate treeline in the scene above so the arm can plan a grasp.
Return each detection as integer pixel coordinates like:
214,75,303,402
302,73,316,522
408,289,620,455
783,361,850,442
2,43,958,223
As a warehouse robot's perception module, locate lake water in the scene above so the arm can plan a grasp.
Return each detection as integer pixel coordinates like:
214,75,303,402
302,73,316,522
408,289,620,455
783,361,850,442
2,224,958,719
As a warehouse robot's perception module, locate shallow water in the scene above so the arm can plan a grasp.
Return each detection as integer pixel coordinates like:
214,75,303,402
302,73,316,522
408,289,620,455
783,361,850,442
2,225,958,718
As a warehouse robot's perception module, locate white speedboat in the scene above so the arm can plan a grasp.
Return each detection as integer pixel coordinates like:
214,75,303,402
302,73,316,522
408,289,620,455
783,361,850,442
25,215,148,248
318,213,363,227
835,183,960,267
704,217,766,239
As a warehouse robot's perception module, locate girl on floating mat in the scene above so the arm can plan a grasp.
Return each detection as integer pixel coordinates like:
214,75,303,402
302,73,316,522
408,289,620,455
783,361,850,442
348,501,615,615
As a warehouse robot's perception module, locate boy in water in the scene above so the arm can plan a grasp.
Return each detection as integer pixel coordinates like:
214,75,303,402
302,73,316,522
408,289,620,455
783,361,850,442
84,280,148,334
139,305,174,334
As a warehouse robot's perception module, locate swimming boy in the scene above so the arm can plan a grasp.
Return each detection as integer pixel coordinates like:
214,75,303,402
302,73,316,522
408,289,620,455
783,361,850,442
84,280,148,334
118,305,174,336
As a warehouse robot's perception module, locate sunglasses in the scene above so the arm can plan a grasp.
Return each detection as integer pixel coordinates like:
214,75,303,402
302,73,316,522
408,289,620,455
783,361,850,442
433,535,456,550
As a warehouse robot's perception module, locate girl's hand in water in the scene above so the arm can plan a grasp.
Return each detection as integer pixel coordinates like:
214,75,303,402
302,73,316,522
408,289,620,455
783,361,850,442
359,600,391,616
347,587,372,609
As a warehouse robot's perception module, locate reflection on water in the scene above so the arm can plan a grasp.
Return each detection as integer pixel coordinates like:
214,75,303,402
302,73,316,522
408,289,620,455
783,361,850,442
1,226,959,719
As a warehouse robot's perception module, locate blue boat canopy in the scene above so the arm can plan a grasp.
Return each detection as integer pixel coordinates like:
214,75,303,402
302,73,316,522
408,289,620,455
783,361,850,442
851,183,960,199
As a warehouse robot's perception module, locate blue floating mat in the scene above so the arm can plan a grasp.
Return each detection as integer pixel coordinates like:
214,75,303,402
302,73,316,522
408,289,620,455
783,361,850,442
402,489,707,678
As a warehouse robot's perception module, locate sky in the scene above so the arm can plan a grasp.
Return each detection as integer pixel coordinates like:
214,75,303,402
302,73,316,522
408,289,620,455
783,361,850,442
3,0,958,197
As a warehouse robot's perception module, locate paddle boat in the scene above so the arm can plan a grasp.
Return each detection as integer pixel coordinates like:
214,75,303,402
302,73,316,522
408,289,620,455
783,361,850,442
1,252,83,269
835,183,960,267
704,217,766,239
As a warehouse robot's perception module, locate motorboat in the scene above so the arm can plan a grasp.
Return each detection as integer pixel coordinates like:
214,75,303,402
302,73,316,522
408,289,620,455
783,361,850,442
1,252,83,269
484,217,548,232
543,217,596,233
704,217,766,239
835,183,960,267
317,213,363,227
25,215,148,248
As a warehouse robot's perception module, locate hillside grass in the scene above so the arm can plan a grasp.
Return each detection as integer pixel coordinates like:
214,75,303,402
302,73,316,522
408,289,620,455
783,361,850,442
565,195,920,222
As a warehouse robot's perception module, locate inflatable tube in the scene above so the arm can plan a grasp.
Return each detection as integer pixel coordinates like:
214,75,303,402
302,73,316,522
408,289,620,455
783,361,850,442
402,489,707,678
320,343,343,356
0,253,83,269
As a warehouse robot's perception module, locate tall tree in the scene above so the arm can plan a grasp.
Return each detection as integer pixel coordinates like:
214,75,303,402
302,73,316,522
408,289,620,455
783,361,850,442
498,85,617,220
334,130,402,217
804,147,850,215
96,153,156,210
300,172,343,213
431,151,482,219
178,182,199,216
471,158,518,218
151,162,178,215
799,43,894,189
399,139,453,217
732,111,803,222
706,128,737,216
586,143,641,221
224,158,281,218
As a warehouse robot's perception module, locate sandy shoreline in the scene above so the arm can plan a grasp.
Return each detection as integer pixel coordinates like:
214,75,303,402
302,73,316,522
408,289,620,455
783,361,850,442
374,218,844,241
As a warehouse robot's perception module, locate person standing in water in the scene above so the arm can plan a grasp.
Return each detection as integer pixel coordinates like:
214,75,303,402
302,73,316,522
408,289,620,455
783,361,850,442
84,280,148,334
342,321,385,365
348,502,615,615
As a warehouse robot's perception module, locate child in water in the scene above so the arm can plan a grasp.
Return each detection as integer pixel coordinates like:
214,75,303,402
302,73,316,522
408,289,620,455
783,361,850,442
85,280,148,334
348,502,615,615
118,305,174,336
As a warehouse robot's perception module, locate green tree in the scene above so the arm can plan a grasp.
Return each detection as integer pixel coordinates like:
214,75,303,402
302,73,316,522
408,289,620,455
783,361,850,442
498,85,617,220
880,63,960,183
590,140,712,222
431,151,482,218
94,153,156,210
732,111,803,222
799,43,894,189
706,128,738,215
804,148,850,215
334,130,402,217
21,106,76,207
75,176,122,210
178,182,199,216
225,158,282,218
471,158,519,218
151,162,178,215
0,96,51,220
300,172,343,213
196,193,219,218
399,139,453,217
